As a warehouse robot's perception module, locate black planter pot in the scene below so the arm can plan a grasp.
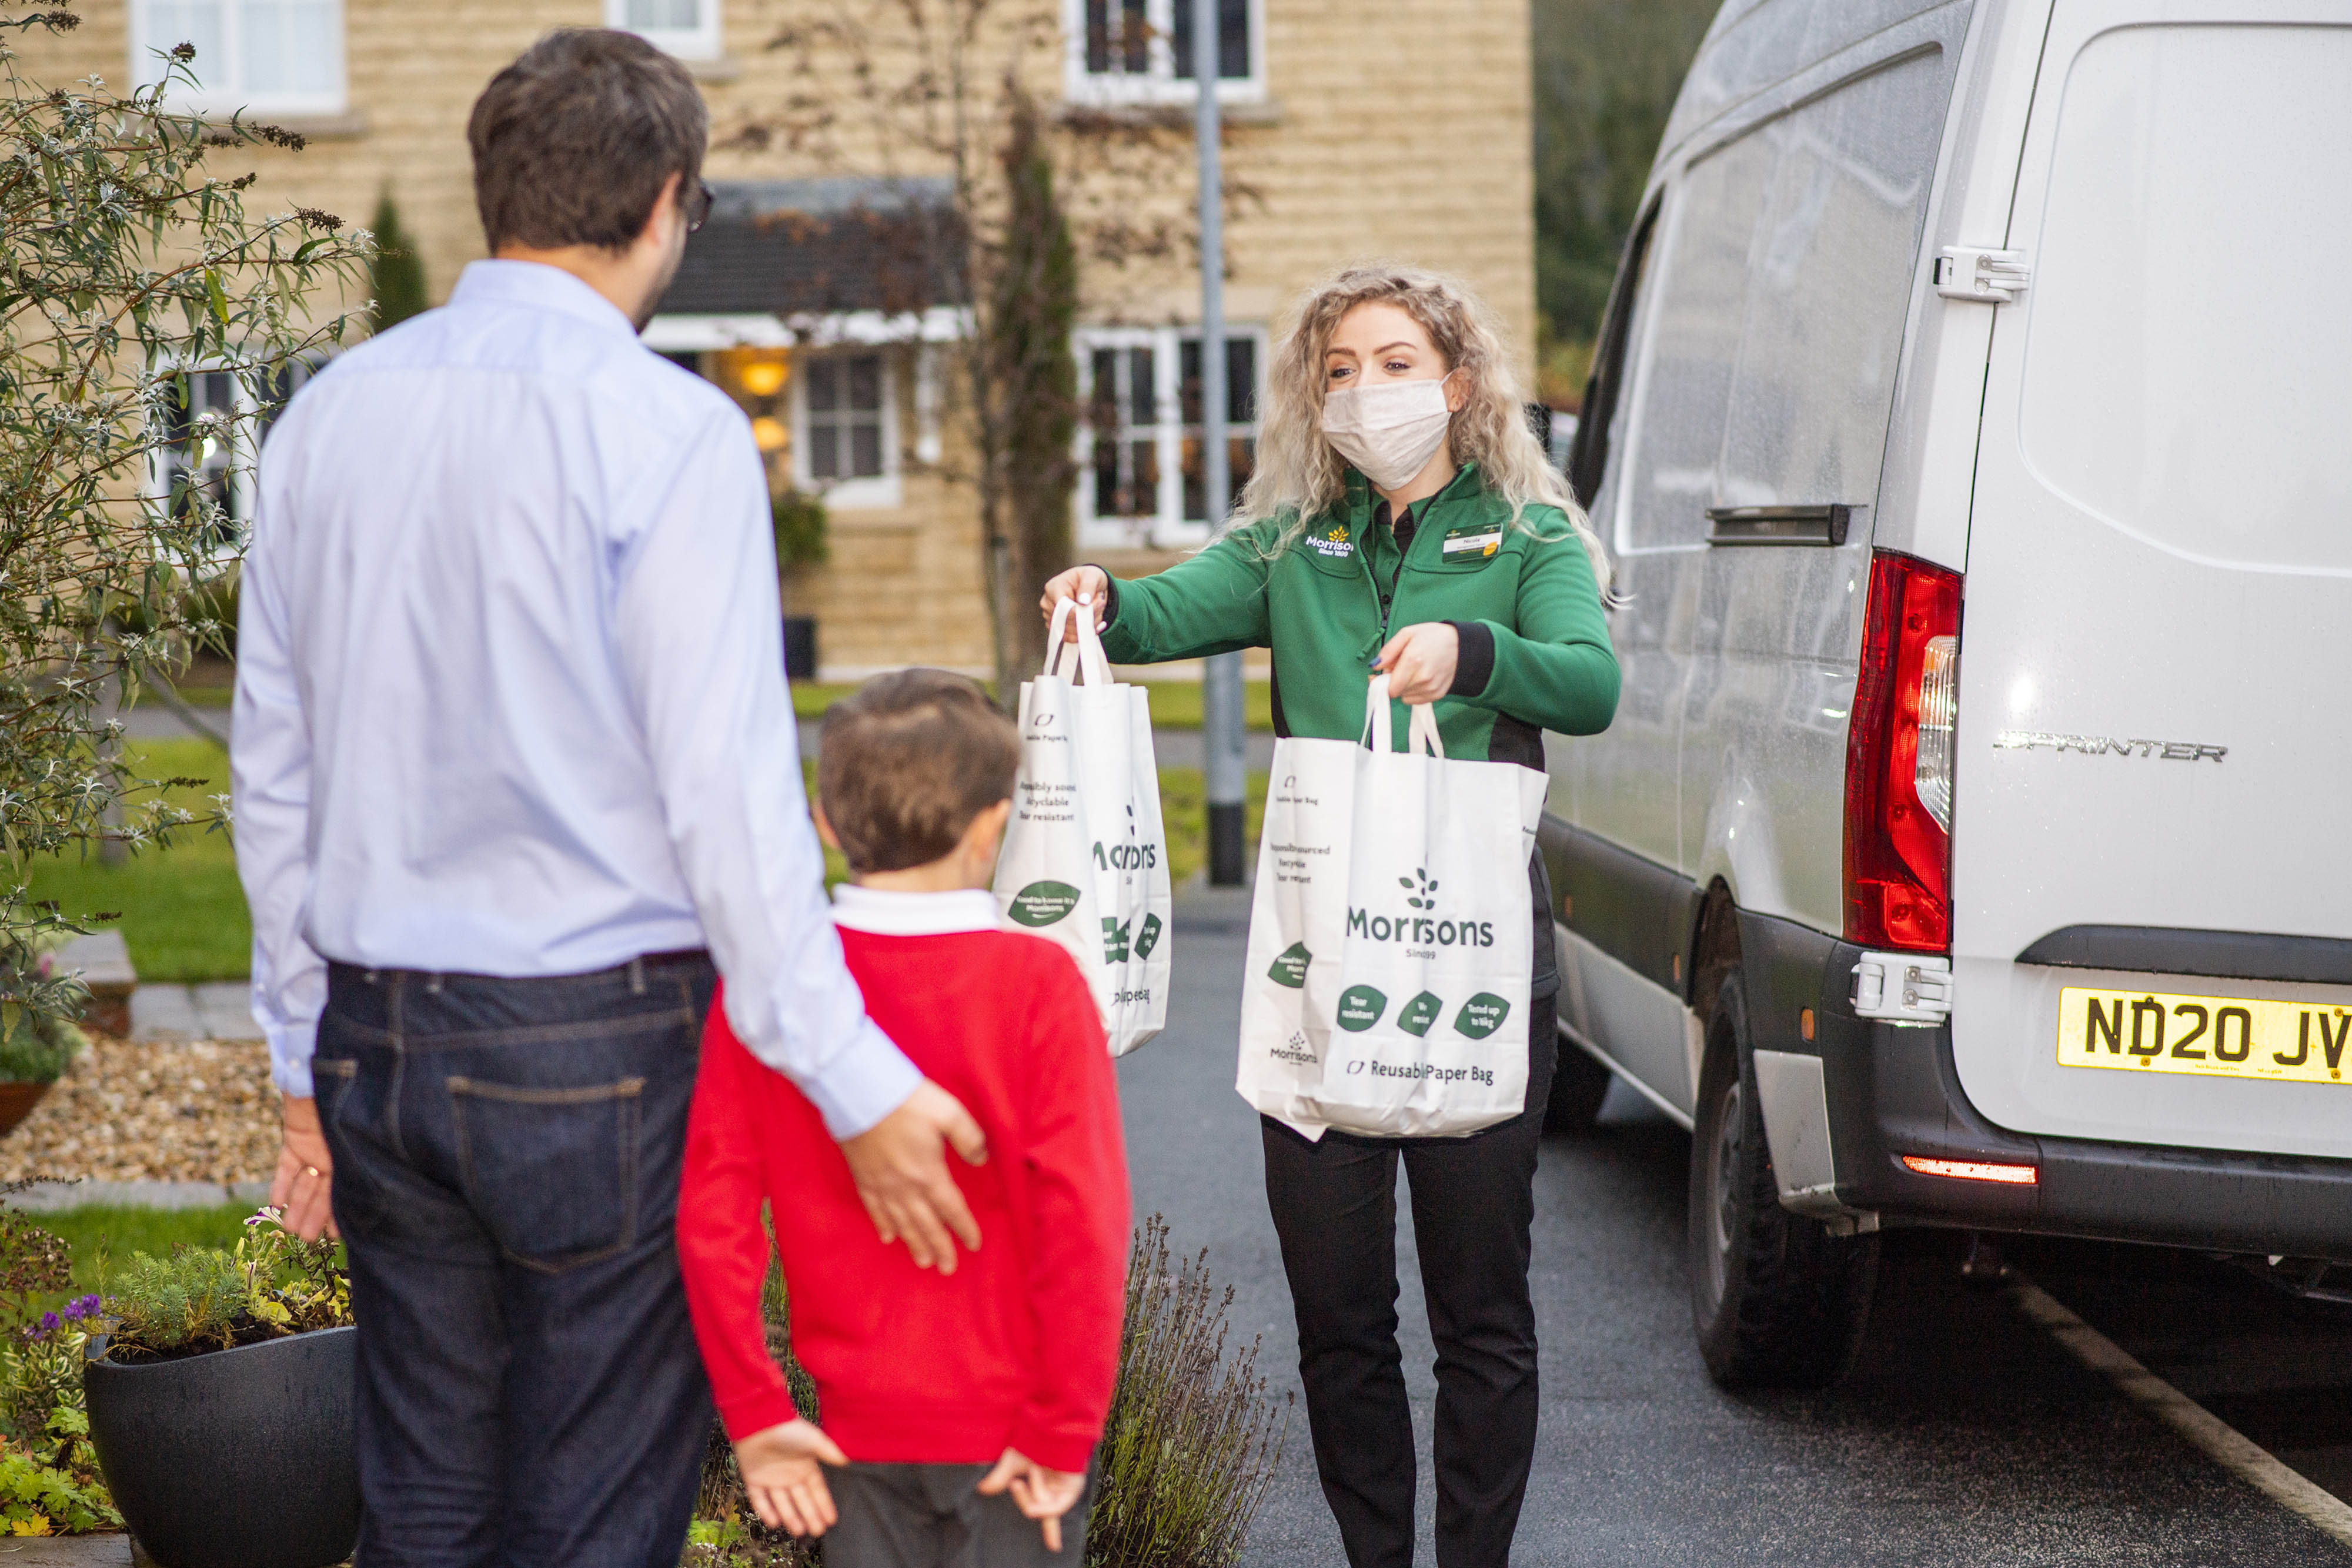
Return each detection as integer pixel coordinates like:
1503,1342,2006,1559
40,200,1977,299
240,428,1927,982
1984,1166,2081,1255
85,1326,360,1568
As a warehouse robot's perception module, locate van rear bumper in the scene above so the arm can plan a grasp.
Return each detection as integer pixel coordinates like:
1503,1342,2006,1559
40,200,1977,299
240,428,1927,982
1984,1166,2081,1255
1824,1012,2352,1262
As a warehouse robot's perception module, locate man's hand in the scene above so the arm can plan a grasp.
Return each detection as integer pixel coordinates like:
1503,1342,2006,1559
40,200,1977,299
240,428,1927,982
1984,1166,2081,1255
977,1446,1088,1553
733,1417,848,1537
838,1080,989,1273
1375,621,1461,706
269,1094,339,1242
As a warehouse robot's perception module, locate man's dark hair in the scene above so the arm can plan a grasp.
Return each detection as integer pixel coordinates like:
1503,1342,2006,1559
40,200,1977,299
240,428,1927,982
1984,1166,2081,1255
467,29,707,253
818,671,1020,874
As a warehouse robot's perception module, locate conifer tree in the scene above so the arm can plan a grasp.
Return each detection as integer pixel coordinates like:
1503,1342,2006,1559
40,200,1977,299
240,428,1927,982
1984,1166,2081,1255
367,189,429,333
985,95,1080,678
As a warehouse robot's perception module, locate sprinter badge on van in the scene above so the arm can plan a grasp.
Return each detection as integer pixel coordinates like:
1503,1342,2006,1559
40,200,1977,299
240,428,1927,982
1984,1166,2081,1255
1994,731,2226,762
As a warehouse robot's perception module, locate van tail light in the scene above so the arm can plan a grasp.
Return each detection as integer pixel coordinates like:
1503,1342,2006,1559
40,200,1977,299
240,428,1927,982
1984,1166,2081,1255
1845,550,1962,951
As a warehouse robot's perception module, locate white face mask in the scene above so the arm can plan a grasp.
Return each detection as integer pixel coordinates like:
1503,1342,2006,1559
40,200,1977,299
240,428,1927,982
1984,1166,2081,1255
1321,372,1455,491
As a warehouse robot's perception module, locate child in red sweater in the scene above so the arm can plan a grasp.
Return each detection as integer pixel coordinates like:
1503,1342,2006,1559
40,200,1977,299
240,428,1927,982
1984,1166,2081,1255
678,669,1130,1565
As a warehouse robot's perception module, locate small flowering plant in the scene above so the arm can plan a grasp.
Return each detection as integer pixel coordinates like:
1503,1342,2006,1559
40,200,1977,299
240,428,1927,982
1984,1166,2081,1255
4,1296,104,1492
100,1208,351,1363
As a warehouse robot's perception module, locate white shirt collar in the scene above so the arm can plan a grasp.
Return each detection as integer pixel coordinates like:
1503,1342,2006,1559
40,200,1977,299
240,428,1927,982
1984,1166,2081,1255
448,259,642,343
830,885,1003,937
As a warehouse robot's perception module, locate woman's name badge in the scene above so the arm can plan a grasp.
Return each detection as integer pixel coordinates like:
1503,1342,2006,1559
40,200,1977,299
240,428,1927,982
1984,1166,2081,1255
1441,528,1502,559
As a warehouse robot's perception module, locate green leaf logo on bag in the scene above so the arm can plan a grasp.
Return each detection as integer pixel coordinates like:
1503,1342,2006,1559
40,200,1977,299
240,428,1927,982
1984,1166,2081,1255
1453,994,1511,1039
1267,942,1311,988
1134,912,1163,959
1337,985,1388,1032
1398,991,1443,1038
1103,916,1132,963
1009,881,1081,928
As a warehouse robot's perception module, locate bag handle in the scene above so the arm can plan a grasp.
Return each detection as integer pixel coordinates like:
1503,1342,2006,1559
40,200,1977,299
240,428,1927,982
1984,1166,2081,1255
1359,674,1445,758
1044,596,1114,687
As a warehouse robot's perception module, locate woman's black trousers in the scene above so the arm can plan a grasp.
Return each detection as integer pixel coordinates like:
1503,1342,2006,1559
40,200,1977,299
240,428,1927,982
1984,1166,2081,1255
1261,992,1558,1568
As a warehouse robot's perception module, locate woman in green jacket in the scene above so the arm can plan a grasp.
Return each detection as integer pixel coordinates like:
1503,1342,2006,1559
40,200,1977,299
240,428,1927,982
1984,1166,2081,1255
1043,263,1619,1568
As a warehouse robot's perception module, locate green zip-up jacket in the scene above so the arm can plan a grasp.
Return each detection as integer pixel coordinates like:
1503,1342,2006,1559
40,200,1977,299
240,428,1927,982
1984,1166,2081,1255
1100,464,1620,766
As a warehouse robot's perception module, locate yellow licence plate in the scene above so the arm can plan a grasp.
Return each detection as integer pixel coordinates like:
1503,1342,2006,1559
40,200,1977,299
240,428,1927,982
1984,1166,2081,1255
2057,986,2352,1085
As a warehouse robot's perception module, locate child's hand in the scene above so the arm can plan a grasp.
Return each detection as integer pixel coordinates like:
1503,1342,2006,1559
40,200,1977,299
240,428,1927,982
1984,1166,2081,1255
732,1417,849,1538
977,1446,1088,1553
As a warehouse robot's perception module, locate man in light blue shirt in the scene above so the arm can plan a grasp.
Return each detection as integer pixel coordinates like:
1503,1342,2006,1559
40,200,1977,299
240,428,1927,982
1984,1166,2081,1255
232,30,985,1564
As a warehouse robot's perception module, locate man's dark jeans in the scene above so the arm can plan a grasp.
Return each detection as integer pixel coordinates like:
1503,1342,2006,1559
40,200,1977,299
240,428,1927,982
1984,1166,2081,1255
315,953,717,1567
1261,993,1558,1568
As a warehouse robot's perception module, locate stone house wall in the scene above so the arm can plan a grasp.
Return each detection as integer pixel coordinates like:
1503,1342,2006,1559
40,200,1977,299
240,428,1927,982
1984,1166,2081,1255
13,0,1532,680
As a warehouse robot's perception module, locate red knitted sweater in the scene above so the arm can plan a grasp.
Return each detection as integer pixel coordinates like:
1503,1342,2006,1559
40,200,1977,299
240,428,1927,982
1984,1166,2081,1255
677,894,1128,1473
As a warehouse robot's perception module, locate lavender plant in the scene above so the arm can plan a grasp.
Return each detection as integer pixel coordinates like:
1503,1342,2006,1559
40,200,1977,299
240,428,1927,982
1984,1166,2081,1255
1087,1216,1289,1568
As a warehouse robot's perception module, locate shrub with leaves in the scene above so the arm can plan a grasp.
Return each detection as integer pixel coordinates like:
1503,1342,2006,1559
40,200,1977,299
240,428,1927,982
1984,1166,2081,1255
102,1208,350,1362
0,1185,112,1529
0,1434,116,1536
5,1295,103,1486
0,14,368,1037
1087,1216,1289,1568
771,489,830,574
687,1221,820,1568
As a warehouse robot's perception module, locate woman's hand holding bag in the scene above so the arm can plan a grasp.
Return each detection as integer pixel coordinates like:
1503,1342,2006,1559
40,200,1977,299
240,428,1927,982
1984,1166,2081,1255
992,597,1172,1056
1237,675,1545,1138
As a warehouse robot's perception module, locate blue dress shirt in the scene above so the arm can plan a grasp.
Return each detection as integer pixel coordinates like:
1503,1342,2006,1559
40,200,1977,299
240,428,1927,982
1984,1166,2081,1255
232,260,918,1135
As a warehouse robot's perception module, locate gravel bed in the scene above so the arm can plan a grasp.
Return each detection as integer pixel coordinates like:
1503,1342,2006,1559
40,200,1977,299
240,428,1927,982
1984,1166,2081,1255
0,1035,279,1185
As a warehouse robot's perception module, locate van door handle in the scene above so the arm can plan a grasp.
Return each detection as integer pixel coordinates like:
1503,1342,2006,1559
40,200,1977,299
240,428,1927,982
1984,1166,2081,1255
1706,504,1851,547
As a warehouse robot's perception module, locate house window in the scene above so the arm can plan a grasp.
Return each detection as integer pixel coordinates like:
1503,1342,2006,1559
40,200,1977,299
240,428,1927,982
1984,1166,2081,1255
153,357,322,557
1077,326,1261,549
1067,0,1262,105
794,352,901,510
129,0,347,116
607,0,721,61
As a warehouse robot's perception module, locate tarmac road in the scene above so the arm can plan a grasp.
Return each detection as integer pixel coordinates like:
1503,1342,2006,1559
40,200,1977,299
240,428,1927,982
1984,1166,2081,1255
1119,895,2352,1567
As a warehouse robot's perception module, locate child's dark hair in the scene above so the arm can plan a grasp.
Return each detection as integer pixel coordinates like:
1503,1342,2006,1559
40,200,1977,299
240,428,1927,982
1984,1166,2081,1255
817,670,1020,873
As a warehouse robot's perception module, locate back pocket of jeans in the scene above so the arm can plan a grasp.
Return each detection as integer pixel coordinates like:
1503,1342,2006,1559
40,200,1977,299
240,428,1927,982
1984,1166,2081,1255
447,1075,644,1273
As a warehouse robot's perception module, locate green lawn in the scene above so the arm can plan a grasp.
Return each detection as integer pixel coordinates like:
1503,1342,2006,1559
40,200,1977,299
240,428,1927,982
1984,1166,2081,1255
22,738,1257,986
29,1203,260,1296
125,681,233,710
791,678,1274,731
1129,680,1275,732
23,737,248,984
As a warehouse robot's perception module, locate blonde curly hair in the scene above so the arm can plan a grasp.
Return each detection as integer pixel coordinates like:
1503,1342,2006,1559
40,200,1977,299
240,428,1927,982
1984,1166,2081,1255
1223,262,1613,601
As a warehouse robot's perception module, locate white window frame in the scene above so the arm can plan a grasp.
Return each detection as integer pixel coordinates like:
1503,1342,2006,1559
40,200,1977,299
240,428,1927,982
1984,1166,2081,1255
606,0,723,62
145,353,326,563
129,0,349,117
792,349,902,511
1074,323,1265,551
1061,0,1266,108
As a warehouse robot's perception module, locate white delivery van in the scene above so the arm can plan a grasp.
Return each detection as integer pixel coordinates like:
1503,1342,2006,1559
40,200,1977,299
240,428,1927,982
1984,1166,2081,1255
1548,0,2352,1386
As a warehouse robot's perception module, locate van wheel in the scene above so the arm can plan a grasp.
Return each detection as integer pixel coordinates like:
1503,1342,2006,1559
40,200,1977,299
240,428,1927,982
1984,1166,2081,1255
1544,1029,1613,1136
1688,976,1877,1388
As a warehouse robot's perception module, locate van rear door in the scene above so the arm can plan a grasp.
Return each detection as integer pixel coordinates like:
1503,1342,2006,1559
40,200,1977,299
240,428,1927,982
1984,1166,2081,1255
1949,1,2352,1160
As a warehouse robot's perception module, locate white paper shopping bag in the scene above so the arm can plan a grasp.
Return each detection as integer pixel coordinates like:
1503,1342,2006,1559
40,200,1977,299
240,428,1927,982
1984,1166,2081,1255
1237,676,1544,1137
994,600,1172,1055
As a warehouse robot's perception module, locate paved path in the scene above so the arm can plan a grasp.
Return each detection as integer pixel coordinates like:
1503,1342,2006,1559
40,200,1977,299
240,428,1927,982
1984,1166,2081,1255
126,982,263,1042
0,1536,129,1565
1120,895,2352,1566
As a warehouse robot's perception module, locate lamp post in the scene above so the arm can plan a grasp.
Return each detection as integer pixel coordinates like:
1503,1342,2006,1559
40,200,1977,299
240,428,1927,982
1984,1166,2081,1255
1196,0,1247,886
